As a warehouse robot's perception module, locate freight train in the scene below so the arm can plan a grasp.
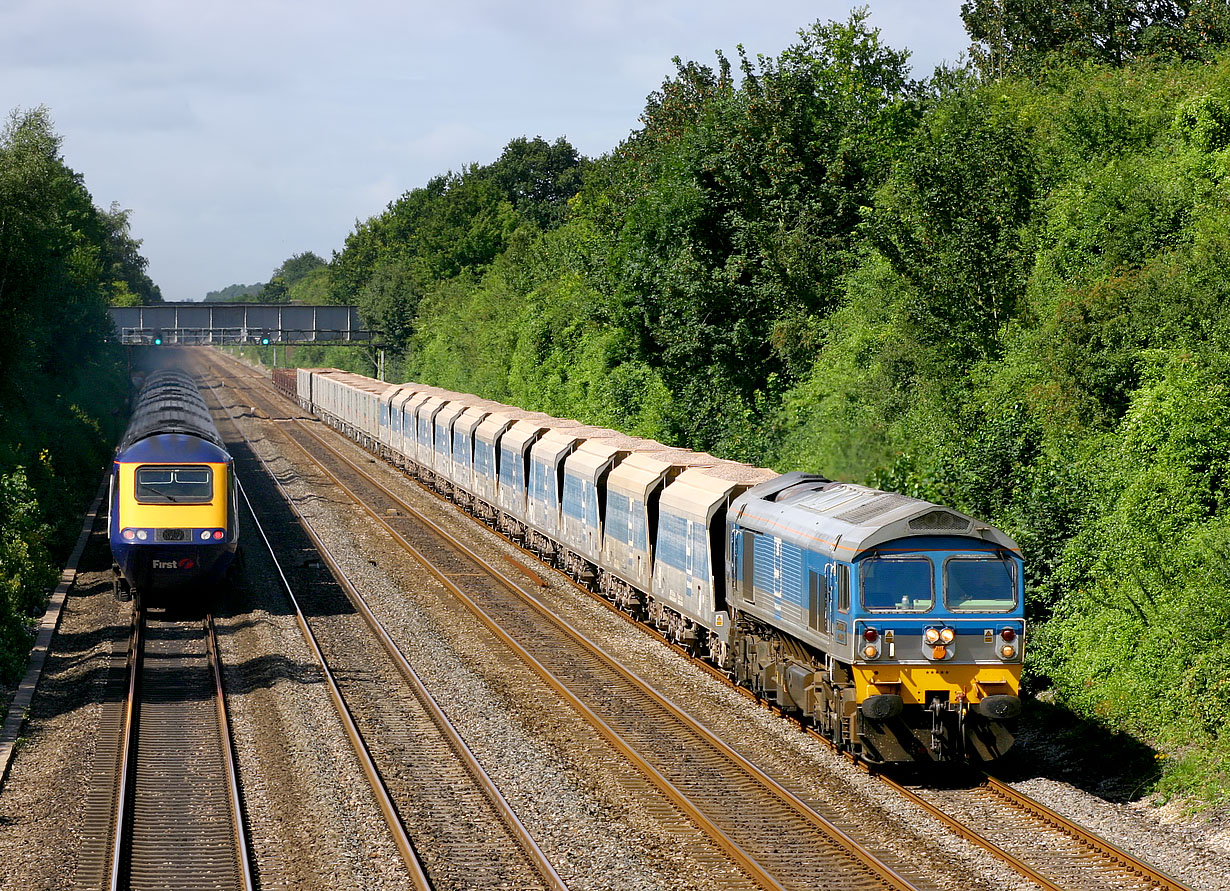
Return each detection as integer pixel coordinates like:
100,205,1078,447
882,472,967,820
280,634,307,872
273,365,1024,764
110,368,239,603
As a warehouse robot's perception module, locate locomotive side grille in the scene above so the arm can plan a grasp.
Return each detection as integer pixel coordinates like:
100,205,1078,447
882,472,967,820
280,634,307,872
908,509,971,532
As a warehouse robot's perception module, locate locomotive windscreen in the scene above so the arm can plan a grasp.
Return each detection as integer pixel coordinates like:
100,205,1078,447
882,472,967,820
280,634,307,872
134,464,214,503
861,556,934,611
944,556,1017,612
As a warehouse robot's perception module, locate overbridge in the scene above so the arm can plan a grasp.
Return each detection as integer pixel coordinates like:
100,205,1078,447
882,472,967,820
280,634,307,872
109,303,378,345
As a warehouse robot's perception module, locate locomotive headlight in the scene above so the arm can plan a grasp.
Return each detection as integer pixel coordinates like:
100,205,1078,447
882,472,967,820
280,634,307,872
924,628,941,645
136,530,148,541
939,627,955,645
860,626,881,660
200,530,211,541
997,627,1020,660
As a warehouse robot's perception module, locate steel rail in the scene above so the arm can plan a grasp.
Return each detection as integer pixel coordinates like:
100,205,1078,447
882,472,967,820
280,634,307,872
232,476,434,889
234,439,566,891
209,405,433,891
108,607,143,891
980,774,1194,891
107,608,255,891
204,613,257,891
205,368,566,891
237,369,924,891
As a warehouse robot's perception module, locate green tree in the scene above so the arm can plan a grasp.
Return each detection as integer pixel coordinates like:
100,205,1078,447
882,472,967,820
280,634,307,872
259,276,290,303
100,203,162,304
0,469,56,677
204,283,263,302
274,251,326,287
483,136,588,230
329,137,584,302
961,0,1230,77
866,88,1038,360
0,105,135,682
358,259,422,350
582,9,919,449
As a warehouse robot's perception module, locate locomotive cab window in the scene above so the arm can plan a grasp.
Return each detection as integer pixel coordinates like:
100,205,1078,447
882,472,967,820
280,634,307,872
944,555,1017,612
134,465,214,504
860,556,933,612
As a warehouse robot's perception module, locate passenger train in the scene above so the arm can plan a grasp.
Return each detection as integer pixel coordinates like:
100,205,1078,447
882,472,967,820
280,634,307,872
110,368,239,603
274,365,1024,764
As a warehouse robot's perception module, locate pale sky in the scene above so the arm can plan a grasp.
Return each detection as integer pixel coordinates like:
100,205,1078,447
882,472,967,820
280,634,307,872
1,1,971,300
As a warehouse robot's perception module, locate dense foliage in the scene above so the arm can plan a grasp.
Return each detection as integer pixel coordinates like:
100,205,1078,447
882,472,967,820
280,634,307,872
0,107,135,680
204,282,263,302
960,0,1230,76
287,6,1230,802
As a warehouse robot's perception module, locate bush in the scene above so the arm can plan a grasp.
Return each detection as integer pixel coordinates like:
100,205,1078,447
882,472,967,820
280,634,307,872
0,468,56,678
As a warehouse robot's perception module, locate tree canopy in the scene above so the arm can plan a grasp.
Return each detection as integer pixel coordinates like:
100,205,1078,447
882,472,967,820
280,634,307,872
961,0,1230,77
0,106,134,679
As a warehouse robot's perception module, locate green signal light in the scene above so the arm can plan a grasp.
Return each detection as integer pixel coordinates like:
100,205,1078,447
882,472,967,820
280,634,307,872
261,336,271,346
153,337,162,345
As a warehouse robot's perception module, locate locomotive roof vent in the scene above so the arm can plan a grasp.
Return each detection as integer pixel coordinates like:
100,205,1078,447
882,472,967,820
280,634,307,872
833,493,913,525
908,509,972,533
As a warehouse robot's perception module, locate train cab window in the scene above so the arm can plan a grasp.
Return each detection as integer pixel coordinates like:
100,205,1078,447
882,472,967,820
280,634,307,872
808,571,826,632
945,555,1017,612
837,564,850,613
741,530,756,603
135,465,213,504
860,556,933,612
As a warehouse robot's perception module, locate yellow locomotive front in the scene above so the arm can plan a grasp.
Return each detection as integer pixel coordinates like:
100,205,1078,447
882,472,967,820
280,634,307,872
109,369,238,603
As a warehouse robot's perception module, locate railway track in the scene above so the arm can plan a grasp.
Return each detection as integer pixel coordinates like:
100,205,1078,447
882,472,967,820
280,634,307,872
202,353,943,891
880,773,1194,891
664,613,1198,891
200,363,569,891
205,349,1199,891
77,604,254,891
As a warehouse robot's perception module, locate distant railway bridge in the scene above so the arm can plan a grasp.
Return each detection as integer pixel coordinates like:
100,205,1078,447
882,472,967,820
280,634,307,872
108,303,379,346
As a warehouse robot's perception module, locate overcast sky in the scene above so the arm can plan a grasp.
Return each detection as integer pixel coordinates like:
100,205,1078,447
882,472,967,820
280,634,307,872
2,1,971,301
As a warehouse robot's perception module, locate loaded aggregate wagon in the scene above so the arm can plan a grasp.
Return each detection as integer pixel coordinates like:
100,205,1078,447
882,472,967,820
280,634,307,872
110,368,239,602
291,368,1024,765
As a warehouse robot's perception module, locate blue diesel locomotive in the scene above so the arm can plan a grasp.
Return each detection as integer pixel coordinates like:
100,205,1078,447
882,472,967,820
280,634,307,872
726,473,1022,763
109,368,238,602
